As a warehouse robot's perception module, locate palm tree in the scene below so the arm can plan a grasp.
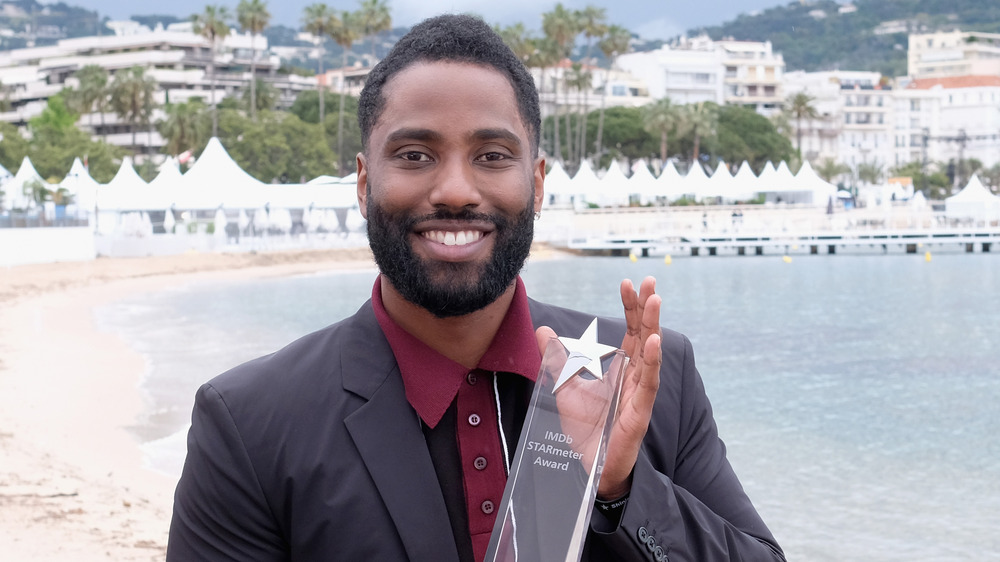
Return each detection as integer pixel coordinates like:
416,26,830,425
856,161,884,186
816,158,851,183
158,98,209,156
192,5,232,138
680,102,718,164
110,66,157,150
329,10,362,174
530,37,560,161
498,23,534,65
0,79,11,112
595,25,630,158
574,6,605,163
642,98,679,164
303,3,334,126
242,79,279,113
543,4,579,164
73,65,109,139
357,0,391,63
237,0,271,122
566,63,592,166
786,92,819,157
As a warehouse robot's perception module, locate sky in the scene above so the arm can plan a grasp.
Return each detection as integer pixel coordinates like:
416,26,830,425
60,0,791,40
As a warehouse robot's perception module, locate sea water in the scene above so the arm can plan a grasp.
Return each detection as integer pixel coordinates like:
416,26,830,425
95,253,1000,560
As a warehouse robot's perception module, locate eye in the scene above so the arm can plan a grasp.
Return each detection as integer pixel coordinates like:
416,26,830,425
399,151,431,162
476,152,509,162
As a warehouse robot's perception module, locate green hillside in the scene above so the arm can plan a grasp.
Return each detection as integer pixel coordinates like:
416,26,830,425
693,0,1000,76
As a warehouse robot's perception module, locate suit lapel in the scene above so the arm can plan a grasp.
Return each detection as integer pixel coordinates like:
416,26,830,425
343,303,460,562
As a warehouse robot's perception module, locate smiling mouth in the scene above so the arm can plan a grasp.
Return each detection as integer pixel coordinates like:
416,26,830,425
421,230,485,246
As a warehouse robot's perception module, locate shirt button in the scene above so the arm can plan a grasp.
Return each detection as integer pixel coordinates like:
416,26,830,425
481,500,494,514
467,372,478,385
474,456,488,470
468,413,481,426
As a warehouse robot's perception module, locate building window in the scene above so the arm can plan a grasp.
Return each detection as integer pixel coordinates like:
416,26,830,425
910,99,920,110
612,85,626,96
764,85,775,96
694,73,713,84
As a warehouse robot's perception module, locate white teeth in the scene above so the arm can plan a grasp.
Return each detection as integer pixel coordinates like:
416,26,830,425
424,230,482,246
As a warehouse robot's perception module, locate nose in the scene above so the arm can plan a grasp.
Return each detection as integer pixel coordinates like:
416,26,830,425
428,156,482,210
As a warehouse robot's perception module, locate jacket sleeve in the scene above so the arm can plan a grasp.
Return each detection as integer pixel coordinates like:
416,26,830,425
588,333,785,562
167,383,288,561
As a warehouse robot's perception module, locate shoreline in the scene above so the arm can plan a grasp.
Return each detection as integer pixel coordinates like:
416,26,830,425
0,247,381,560
0,243,566,559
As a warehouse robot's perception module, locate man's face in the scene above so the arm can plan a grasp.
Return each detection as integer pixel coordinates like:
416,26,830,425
357,61,545,318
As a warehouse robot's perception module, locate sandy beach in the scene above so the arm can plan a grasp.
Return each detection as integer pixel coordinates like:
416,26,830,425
0,248,379,560
0,243,570,560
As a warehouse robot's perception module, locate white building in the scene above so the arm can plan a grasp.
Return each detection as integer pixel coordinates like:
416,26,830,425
894,75,1000,174
782,70,893,173
616,34,784,114
717,39,784,115
908,31,1000,79
616,35,726,105
0,25,315,154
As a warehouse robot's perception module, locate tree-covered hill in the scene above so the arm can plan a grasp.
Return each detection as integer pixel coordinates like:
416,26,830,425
692,0,1000,76
0,0,103,48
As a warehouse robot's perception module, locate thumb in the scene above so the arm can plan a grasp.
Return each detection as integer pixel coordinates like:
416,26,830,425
535,325,557,357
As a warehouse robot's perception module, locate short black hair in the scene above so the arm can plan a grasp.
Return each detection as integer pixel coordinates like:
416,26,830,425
358,14,541,156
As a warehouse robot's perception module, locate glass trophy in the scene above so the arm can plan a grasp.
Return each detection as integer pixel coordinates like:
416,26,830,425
485,319,628,562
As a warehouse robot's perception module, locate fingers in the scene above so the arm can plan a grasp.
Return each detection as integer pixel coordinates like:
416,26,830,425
621,276,660,359
535,325,557,357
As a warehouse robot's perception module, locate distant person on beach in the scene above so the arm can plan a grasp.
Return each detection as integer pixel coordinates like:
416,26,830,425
167,15,783,562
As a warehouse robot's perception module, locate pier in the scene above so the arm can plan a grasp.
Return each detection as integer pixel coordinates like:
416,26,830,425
535,205,1000,257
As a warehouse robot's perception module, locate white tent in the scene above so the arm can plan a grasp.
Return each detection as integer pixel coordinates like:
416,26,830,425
598,161,630,207
756,161,778,191
541,161,574,207
945,175,1000,222
705,162,735,200
60,157,101,213
627,161,660,205
0,161,12,186
173,137,266,209
4,156,47,211
572,160,603,208
794,160,837,205
97,156,151,211
683,162,713,202
756,161,817,204
262,183,359,210
729,161,760,202
656,161,686,202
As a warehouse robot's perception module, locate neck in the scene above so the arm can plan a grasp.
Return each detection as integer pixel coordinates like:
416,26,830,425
379,276,516,369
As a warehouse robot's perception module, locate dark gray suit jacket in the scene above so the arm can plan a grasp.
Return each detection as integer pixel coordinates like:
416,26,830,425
167,299,784,561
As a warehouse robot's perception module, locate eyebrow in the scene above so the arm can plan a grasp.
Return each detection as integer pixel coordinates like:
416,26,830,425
470,128,523,149
383,127,523,149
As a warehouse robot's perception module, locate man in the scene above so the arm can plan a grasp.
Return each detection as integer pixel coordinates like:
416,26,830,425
167,14,783,562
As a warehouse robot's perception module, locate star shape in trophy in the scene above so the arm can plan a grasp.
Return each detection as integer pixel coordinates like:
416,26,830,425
553,319,619,392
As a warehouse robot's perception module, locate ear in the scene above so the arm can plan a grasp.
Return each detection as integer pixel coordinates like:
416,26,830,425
533,156,546,213
356,152,368,219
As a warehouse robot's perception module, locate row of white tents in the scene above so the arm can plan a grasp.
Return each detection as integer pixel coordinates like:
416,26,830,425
545,158,840,208
2,136,999,223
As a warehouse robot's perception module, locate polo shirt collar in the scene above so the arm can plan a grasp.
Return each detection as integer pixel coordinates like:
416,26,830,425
371,276,540,428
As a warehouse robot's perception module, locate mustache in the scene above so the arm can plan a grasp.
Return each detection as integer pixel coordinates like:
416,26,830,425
401,208,510,229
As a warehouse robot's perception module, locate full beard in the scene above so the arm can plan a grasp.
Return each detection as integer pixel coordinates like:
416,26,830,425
366,189,535,318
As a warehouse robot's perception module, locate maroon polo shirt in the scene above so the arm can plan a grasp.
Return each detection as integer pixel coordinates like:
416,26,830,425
371,276,541,562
